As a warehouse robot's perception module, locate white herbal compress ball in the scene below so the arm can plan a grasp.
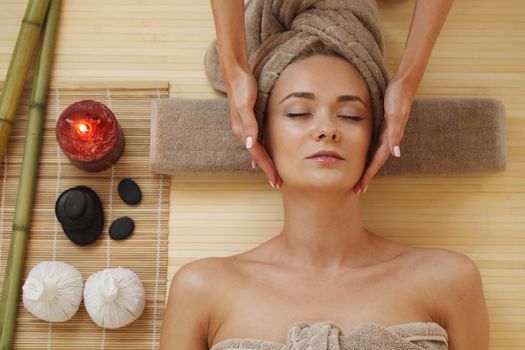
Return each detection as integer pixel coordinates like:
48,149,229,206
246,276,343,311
22,261,83,322
84,267,145,329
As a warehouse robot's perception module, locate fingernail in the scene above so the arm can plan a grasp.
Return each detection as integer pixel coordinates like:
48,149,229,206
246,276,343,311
276,182,281,189
268,180,275,188
363,185,368,193
245,136,253,149
356,188,361,196
251,161,256,169
393,146,401,157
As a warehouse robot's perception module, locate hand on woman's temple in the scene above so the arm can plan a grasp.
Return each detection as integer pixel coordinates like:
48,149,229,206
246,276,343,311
353,77,414,195
225,68,283,189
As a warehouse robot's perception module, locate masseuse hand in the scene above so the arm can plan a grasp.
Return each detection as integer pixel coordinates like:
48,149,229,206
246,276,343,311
353,78,414,195
350,0,455,195
225,68,283,189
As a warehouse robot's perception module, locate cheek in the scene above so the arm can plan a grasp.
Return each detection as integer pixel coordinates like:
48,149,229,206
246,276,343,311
263,118,304,172
264,119,293,158
356,124,373,166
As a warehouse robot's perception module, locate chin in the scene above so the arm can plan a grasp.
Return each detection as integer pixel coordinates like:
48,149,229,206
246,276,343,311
310,182,354,192
284,176,357,192
276,162,363,190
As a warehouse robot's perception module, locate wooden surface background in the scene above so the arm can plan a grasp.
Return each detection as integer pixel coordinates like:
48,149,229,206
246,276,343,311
1,0,524,349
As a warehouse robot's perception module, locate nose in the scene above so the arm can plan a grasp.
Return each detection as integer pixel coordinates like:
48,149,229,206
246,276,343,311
314,112,339,142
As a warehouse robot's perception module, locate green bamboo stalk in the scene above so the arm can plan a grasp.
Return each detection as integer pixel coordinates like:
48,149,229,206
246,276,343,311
0,1,60,347
0,0,50,158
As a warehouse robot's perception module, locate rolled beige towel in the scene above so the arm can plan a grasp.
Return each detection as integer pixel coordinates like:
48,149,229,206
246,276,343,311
149,97,506,176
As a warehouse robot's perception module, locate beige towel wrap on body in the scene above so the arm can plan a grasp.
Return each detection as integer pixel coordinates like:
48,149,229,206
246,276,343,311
210,320,449,350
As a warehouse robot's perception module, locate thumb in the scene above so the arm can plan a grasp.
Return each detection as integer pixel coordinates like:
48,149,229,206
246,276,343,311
386,123,403,158
239,107,259,149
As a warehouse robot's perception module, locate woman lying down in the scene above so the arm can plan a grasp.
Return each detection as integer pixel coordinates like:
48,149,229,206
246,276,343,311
160,1,489,349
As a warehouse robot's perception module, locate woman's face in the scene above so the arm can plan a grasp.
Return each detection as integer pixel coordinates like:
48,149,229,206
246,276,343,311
263,54,372,191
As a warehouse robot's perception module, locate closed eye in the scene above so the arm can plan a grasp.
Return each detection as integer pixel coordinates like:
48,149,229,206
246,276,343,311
340,116,363,121
285,113,310,117
285,113,363,121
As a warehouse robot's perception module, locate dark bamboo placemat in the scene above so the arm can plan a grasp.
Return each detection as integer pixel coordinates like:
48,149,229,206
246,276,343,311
0,81,170,349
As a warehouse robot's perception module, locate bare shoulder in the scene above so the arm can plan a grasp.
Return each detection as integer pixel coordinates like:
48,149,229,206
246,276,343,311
168,256,233,308
407,246,481,279
172,256,228,287
160,257,228,350
406,246,485,303
408,247,490,350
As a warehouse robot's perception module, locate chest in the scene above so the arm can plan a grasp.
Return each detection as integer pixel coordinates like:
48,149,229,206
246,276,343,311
210,262,435,347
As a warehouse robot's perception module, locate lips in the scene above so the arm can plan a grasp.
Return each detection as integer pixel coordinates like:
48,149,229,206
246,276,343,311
307,150,344,160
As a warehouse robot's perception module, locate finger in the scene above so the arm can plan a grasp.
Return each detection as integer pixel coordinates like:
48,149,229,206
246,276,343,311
236,107,281,186
251,144,282,188
247,142,282,188
352,178,363,195
236,106,259,150
229,103,273,180
358,143,390,192
385,114,404,158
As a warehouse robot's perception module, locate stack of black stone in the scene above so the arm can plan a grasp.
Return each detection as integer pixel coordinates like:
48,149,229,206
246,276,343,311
55,178,142,246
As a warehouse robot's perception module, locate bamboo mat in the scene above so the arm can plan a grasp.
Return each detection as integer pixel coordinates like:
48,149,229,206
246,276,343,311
0,81,170,349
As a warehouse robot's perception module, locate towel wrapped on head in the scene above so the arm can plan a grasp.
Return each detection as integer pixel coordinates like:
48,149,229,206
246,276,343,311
204,0,389,145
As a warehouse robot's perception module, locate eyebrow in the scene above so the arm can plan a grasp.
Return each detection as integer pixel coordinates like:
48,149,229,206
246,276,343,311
279,92,366,107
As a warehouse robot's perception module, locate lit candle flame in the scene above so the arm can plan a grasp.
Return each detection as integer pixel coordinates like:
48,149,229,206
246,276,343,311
76,122,92,137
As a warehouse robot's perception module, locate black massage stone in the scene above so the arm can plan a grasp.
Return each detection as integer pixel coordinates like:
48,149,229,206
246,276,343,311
55,186,104,246
109,216,135,240
118,178,142,205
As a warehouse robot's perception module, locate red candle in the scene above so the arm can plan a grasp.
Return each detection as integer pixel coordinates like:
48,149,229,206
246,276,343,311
56,100,125,172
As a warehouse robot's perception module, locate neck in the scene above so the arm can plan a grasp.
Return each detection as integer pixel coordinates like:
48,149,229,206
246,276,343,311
269,186,374,274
